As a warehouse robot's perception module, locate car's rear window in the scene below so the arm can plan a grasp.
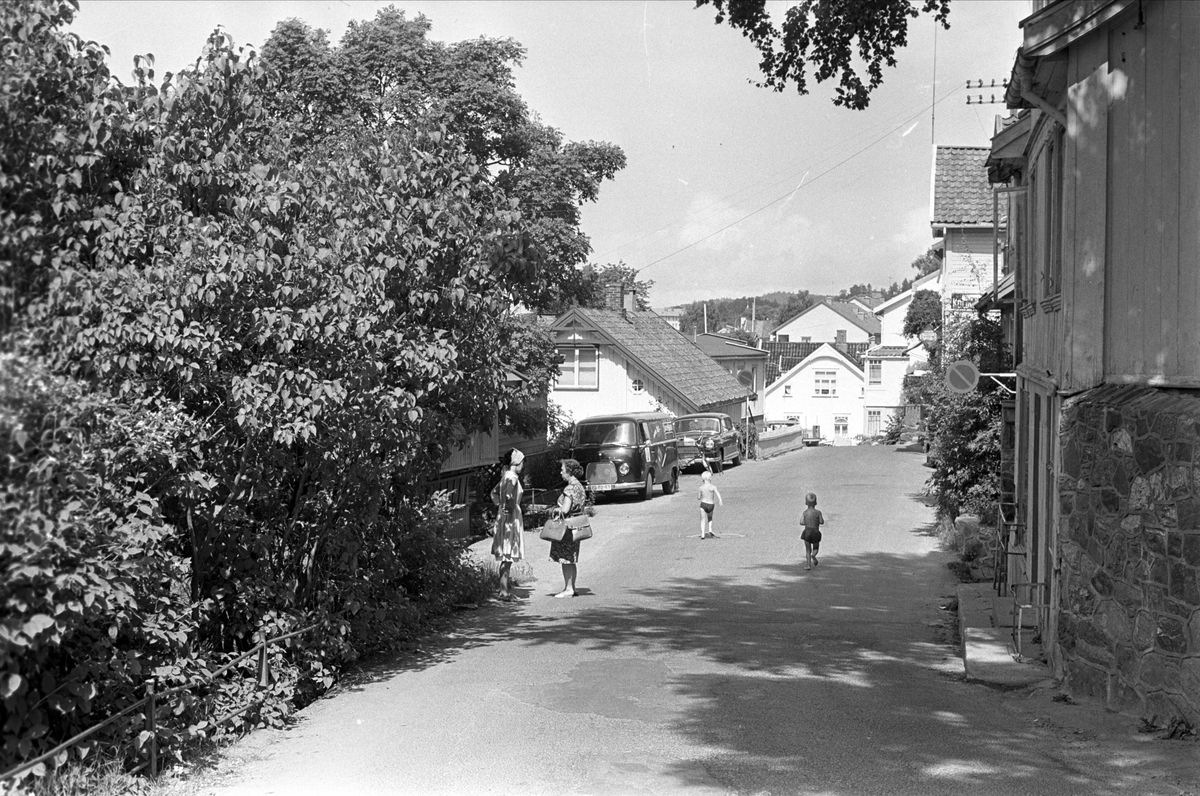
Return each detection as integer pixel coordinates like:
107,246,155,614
680,418,720,434
575,421,637,446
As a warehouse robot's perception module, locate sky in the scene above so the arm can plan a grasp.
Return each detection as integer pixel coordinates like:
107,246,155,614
70,1,1032,309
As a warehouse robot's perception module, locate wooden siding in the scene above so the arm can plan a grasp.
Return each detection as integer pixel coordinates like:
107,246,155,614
1061,32,1109,391
1103,2,1200,386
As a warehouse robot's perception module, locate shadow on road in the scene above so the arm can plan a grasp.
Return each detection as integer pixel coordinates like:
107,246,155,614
329,539,1180,795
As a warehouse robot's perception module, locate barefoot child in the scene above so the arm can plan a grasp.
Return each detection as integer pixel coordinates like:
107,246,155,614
698,470,723,539
801,492,824,569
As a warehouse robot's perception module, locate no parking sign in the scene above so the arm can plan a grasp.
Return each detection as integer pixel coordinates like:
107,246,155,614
945,360,980,394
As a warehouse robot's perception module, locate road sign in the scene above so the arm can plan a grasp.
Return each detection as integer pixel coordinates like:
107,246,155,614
918,329,938,344
945,360,980,393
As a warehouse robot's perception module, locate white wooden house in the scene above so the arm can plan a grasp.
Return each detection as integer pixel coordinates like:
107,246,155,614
991,0,1200,723
549,286,748,424
771,299,880,346
762,343,866,443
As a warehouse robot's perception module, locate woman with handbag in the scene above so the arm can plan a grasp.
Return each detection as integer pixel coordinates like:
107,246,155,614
490,448,526,601
549,458,589,598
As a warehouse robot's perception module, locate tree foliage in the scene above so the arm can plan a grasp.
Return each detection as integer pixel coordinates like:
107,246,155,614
0,0,621,777
909,315,1010,522
259,8,626,311
697,0,951,109
572,261,654,312
911,245,942,277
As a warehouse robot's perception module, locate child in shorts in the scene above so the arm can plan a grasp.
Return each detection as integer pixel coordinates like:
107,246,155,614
801,492,824,569
698,470,723,539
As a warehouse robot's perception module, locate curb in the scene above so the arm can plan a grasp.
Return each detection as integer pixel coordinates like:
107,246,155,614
957,583,1049,687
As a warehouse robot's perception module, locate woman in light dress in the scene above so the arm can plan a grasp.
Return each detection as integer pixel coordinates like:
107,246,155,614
490,448,526,601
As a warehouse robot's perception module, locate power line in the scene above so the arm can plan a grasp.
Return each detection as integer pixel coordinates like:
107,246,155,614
635,82,967,276
594,102,939,264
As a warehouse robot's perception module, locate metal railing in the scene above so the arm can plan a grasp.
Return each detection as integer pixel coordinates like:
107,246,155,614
0,621,323,783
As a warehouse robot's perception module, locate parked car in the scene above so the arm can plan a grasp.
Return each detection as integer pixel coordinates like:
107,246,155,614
568,412,679,500
675,412,742,470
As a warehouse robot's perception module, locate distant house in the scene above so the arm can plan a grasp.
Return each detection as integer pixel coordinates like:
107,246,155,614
874,269,941,353
655,305,685,331
692,333,770,425
932,145,1000,353
763,342,866,443
862,345,911,436
762,340,871,387
549,285,748,424
771,299,880,346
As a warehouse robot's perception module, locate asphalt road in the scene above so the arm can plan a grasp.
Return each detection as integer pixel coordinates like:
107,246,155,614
199,445,1198,796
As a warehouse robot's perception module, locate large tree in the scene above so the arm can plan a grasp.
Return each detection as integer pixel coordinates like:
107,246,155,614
696,0,951,109
260,8,626,310
0,1,617,771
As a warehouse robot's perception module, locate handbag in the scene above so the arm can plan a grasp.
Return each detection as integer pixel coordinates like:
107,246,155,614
539,511,592,542
539,513,568,542
565,514,593,541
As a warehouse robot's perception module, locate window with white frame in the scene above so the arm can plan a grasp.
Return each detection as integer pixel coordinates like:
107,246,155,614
814,370,837,397
834,415,848,436
867,409,881,436
868,359,881,385
557,347,598,389
783,384,792,397
630,378,645,394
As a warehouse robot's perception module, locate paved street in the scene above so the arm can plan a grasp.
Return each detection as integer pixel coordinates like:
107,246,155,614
200,446,1196,796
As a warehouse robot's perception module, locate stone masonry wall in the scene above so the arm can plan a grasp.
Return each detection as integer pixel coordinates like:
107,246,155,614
1057,385,1200,724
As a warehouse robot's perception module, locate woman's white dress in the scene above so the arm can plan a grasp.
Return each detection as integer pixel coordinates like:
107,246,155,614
490,469,525,563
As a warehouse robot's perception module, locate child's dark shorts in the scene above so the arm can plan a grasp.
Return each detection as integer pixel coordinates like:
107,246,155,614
801,528,822,548
700,501,715,519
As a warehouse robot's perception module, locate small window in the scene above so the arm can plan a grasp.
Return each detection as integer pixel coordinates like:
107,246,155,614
557,347,598,389
801,336,811,343
814,370,837,397
868,360,881,385
630,378,645,395
784,384,793,397
834,415,849,436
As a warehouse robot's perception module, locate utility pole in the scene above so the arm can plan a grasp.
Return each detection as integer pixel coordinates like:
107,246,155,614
703,303,708,334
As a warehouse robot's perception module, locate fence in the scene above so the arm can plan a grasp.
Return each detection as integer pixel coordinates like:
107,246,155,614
0,621,324,784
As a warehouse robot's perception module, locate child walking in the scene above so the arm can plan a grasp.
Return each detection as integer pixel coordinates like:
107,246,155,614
698,470,723,539
800,492,824,569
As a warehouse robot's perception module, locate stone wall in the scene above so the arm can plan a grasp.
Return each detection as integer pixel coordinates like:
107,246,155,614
1057,385,1200,724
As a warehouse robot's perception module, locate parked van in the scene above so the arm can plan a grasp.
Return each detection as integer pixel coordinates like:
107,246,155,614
568,412,679,500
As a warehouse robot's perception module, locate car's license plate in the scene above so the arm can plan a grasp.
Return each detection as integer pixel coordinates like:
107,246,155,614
589,483,618,491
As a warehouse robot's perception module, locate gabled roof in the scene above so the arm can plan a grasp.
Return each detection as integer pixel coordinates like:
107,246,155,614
764,343,866,396
773,298,881,336
865,345,910,359
694,333,769,360
762,340,870,385
874,270,941,316
932,146,993,230
552,307,748,411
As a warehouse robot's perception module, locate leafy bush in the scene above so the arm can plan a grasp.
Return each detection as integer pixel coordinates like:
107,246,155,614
904,314,1008,524
881,411,904,444
1,0,622,782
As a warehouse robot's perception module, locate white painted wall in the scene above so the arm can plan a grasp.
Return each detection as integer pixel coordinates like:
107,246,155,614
763,352,865,439
774,303,871,344
551,346,689,424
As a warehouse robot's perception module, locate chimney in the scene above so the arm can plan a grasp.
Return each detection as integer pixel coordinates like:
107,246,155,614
836,329,847,347
603,282,624,312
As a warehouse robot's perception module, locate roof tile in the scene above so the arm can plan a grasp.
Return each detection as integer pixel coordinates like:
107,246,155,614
933,146,993,226
576,308,748,410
